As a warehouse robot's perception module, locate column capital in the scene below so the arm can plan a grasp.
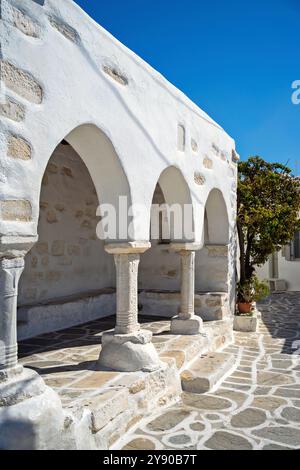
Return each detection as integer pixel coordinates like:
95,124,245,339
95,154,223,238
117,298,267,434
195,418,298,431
104,241,151,255
0,235,38,260
169,242,202,253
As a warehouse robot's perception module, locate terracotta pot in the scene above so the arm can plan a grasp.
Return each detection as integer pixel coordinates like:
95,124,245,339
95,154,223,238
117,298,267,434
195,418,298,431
238,301,252,314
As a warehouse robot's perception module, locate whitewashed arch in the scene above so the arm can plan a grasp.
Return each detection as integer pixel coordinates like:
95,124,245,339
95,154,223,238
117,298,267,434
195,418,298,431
204,188,229,245
37,123,133,242
152,166,195,242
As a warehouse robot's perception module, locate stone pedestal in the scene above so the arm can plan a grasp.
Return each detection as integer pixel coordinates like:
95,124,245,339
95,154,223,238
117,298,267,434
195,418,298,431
0,366,66,450
98,242,162,372
170,243,203,335
233,312,259,332
99,329,160,372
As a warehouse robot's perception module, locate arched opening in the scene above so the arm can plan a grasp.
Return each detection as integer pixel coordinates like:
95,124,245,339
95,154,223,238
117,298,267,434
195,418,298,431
138,166,194,317
17,124,132,339
195,189,230,321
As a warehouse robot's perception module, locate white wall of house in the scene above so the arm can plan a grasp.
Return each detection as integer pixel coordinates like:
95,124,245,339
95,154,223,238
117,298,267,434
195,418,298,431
256,236,300,291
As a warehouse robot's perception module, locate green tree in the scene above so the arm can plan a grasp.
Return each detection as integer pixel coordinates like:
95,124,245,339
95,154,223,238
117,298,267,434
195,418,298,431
237,156,300,285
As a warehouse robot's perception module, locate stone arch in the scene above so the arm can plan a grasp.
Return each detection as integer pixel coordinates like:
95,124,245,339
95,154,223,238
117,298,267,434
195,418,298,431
17,124,139,337
138,166,195,316
195,188,230,295
152,166,195,242
204,188,229,245
36,123,133,243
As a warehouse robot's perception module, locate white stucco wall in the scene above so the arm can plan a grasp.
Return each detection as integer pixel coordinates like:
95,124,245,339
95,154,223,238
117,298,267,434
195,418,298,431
257,252,300,291
0,0,238,332
0,0,237,243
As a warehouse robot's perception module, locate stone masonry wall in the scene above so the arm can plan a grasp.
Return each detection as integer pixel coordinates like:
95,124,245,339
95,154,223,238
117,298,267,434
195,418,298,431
18,143,115,307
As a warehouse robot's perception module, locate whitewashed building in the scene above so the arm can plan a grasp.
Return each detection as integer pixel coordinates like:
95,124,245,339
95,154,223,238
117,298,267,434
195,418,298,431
0,0,238,449
257,232,300,292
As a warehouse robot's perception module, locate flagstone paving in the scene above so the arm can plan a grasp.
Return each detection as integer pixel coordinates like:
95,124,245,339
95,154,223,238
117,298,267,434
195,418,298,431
118,293,300,450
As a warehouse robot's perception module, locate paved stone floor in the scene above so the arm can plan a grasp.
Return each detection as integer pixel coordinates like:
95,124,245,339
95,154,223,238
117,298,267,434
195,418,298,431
118,294,300,450
18,293,300,449
18,315,212,408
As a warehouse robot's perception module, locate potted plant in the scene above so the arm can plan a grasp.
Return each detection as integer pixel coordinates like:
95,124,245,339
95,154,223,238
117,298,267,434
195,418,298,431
235,276,269,332
237,276,269,315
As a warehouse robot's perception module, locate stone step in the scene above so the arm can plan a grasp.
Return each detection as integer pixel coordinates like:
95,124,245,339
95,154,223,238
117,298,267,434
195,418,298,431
204,319,233,351
159,334,209,371
155,319,234,372
180,352,236,394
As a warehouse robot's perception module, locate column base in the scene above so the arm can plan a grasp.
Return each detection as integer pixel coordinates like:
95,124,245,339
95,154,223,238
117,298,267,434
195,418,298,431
98,329,163,372
170,315,203,335
0,366,66,450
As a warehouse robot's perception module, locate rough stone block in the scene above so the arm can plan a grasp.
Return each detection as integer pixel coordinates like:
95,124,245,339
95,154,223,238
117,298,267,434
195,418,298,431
35,242,48,255
160,350,186,369
51,240,65,256
41,256,49,267
1,61,43,104
47,163,58,174
67,245,80,256
181,352,235,393
61,166,73,177
0,97,25,122
54,203,65,212
205,296,223,307
203,156,213,169
39,201,48,210
103,65,128,86
58,256,72,266
170,316,203,335
98,330,162,372
129,379,146,395
207,245,229,257
47,210,57,224
232,149,240,163
46,271,61,282
194,172,206,185
191,139,198,152
7,134,31,160
212,142,220,155
3,4,40,37
0,199,32,221
48,16,80,43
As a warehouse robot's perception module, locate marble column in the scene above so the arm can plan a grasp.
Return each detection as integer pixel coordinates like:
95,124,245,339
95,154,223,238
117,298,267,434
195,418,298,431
0,236,67,450
0,257,24,371
114,253,141,335
0,236,37,373
170,243,203,335
98,242,162,372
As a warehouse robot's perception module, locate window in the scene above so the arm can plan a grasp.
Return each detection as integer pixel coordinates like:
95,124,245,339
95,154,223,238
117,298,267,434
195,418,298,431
177,124,186,152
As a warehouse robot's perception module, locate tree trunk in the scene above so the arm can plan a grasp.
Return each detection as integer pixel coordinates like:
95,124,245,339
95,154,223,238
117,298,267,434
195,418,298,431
237,220,246,284
245,233,254,281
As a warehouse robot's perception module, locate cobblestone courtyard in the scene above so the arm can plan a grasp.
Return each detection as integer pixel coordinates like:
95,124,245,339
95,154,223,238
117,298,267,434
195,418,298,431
119,294,300,450
18,293,300,450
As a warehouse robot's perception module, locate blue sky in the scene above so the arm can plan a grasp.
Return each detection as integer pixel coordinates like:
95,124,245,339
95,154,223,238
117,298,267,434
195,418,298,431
74,0,300,173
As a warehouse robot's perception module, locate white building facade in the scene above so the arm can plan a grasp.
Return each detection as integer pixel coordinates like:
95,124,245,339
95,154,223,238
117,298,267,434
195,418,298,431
257,232,300,292
0,0,238,449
